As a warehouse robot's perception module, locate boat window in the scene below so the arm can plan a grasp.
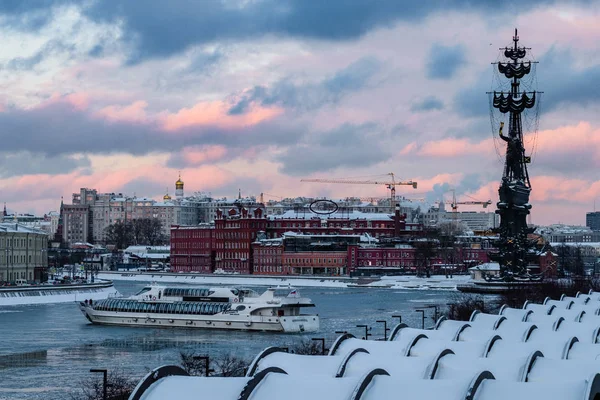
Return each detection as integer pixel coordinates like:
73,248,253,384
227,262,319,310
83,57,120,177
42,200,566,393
236,305,246,311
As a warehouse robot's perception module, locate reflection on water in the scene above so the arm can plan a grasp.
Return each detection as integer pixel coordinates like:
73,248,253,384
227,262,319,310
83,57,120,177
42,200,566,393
0,280,454,399
0,350,47,369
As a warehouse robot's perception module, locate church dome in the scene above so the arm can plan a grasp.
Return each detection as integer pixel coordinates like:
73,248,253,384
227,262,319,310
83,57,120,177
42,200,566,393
163,193,172,201
176,174,184,190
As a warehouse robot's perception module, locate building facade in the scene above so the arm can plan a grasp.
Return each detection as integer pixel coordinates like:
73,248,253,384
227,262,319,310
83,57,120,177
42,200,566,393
0,223,48,283
586,212,600,232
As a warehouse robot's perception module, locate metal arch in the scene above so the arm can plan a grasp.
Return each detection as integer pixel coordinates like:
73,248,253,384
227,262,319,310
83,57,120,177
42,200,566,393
403,334,429,357
562,336,579,360
521,350,544,382
592,325,600,344
542,296,551,305
497,305,508,315
552,316,565,331
238,367,288,400
434,316,447,330
425,349,456,379
329,333,356,356
246,347,289,377
335,348,370,378
492,316,507,330
129,365,189,400
565,300,575,310
522,309,534,322
388,323,409,341
560,293,566,301
483,335,503,358
350,368,390,400
465,370,496,400
454,323,472,341
575,310,585,323
546,304,556,315
584,373,600,400
522,300,530,309
469,309,481,321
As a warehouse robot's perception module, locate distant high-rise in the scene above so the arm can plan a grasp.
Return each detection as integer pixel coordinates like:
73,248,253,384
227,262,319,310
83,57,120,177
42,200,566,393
586,211,600,231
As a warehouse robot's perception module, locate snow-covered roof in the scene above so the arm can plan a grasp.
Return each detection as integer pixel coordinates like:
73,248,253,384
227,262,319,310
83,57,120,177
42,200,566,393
0,222,48,235
468,262,500,271
130,289,600,400
268,210,395,221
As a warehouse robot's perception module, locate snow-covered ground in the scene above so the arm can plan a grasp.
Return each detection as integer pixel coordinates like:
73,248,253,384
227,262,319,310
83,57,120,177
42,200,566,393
0,285,120,307
98,272,470,290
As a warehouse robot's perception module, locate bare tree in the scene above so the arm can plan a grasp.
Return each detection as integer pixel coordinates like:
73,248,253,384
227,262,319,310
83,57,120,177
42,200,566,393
180,352,249,377
290,339,322,355
104,221,133,250
71,369,137,400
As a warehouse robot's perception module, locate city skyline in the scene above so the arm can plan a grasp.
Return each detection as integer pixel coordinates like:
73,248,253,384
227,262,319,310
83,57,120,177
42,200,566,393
0,1,599,225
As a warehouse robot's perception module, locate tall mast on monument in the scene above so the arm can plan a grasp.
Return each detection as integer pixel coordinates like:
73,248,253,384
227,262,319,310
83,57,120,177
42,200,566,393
488,29,542,280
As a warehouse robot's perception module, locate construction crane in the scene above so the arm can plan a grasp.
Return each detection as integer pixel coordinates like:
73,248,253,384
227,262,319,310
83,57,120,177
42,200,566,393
300,173,417,211
448,189,492,212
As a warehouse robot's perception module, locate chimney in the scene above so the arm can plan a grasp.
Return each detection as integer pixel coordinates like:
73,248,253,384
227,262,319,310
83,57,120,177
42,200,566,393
394,203,401,237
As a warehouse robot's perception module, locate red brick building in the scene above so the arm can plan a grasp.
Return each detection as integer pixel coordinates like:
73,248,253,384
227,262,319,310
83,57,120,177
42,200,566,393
170,224,214,273
171,207,424,274
213,207,267,274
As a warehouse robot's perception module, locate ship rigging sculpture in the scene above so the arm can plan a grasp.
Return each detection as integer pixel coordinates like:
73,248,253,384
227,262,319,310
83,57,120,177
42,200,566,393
487,30,542,282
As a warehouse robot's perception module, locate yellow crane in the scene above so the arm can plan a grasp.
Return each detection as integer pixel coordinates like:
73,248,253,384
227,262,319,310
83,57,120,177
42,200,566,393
300,173,417,211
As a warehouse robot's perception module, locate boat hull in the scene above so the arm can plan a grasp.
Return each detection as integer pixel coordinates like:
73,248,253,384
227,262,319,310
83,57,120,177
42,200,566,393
79,305,319,333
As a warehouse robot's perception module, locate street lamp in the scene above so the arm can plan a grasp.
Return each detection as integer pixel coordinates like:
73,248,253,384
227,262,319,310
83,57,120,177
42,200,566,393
376,320,390,341
90,369,108,400
356,324,372,340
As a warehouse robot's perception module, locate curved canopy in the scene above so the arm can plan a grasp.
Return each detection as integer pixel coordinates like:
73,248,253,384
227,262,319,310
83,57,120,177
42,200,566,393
493,91,536,114
504,47,527,60
498,61,531,79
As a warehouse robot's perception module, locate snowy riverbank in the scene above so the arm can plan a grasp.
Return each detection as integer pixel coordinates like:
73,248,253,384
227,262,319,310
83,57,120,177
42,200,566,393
0,284,120,306
98,272,470,290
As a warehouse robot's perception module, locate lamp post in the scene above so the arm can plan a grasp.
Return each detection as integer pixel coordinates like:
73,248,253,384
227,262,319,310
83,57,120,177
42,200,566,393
192,356,214,377
90,369,108,400
391,314,402,324
376,320,389,341
356,324,371,340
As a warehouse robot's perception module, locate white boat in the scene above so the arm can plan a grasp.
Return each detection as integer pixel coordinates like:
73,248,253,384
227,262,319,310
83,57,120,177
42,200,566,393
0,280,120,307
79,285,319,333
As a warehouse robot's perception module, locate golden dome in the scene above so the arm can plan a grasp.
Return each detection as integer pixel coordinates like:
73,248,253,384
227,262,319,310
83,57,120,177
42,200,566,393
176,172,184,189
163,193,172,201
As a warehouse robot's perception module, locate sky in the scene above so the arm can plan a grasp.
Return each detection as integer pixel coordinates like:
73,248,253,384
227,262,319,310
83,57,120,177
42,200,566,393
0,0,599,226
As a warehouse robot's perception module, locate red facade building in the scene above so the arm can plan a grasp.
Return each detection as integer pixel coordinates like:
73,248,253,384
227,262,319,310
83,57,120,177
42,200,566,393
212,207,267,274
170,225,214,273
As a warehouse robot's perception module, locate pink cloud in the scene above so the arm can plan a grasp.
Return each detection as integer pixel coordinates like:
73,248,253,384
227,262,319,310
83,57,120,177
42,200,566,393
160,101,283,131
180,145,228,165
96,101,150,124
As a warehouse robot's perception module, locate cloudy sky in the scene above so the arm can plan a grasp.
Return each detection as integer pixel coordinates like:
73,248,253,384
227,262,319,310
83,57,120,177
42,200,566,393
0,0,599,225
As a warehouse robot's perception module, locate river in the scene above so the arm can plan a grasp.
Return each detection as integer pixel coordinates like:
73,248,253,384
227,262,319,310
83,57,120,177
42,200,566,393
0,281,455,399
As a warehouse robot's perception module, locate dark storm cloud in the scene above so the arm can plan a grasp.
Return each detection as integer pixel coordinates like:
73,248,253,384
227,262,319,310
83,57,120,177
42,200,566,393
77,0,591,62
427,44,466,80
411,96,444,112
455,47,600,119
0,152,90,178
228,57,381,115
0,101,302,157
276,122,393,175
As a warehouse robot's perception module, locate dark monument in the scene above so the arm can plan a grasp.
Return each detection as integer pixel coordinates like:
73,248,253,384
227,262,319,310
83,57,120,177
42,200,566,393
488,30,542,281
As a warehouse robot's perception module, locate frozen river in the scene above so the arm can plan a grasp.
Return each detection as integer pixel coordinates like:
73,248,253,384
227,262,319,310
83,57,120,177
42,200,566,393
0,281,455,399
